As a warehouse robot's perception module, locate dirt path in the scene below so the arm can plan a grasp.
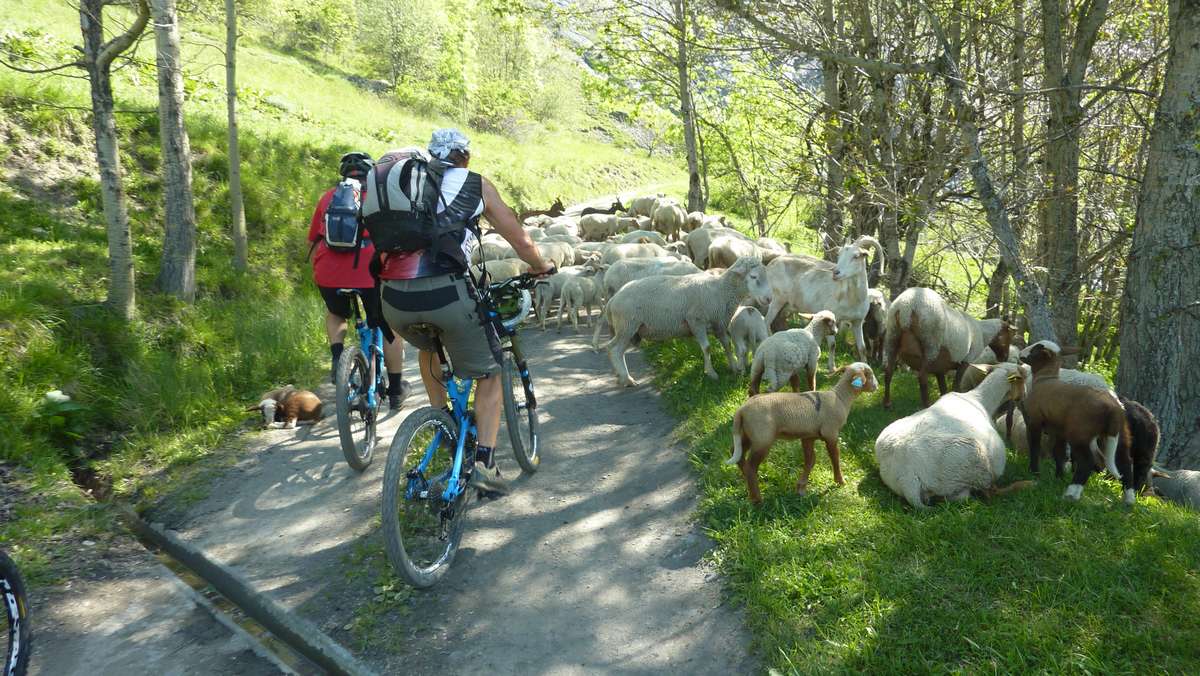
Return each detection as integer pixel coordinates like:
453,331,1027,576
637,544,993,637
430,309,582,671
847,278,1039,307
158,328,756,673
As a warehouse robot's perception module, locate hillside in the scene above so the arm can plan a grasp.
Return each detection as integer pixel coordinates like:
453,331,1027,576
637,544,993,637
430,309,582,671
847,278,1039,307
0,0,682,580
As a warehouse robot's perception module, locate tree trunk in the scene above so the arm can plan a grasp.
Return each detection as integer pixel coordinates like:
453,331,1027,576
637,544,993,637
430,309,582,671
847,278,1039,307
79,0,149,321
152,0,198,302
819,0,845,259
1116,0,1200,469
1038,0,1110,351
985,259,1008,318
673,0,703,212
990,0,1026,322
226,0,248,272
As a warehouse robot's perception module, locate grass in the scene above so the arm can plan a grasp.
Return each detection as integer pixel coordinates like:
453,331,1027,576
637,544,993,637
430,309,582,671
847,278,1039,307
643,337,1200,673
0,0,681,579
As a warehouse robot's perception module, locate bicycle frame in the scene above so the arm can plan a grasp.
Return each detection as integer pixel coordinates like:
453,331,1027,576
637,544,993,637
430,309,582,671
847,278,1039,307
408,374,477,505
343,291,386,410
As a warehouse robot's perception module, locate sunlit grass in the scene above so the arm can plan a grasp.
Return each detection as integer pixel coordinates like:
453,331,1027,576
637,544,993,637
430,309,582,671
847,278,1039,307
645,337,1200,673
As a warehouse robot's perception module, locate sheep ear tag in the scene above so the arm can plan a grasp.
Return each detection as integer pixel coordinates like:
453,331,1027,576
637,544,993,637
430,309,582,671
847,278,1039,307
852,376,864,388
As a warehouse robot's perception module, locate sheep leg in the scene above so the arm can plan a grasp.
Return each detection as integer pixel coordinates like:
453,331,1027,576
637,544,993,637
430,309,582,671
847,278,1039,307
826,334,837,372
748,359,764,397
851,319,867,363
790,372,803,393
1052,437,1068,479
764,298,786,333
796,438,817,496
935,372,949,396
1065,444,1095,501
688,322,719,380
606,328,638,388
916,365,933,408
716,326,737,373
1027,420,1044,474
882,324,902,409
951,361,968,391
740,443,768,505
825,436,845,486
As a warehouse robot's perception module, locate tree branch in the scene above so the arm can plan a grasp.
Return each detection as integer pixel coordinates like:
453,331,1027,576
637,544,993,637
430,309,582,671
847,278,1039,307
96,0,150,69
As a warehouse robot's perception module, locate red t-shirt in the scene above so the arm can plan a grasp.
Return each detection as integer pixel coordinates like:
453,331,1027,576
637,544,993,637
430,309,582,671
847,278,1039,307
307,187,376,288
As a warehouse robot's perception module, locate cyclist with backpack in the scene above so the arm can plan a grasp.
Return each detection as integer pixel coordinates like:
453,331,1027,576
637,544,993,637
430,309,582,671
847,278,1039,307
368,129,552,495
307,151,409,407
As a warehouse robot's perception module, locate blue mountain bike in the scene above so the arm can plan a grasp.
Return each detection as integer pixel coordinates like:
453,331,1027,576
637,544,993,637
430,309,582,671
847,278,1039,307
2,550,30,676
334,289,389,472
380,272,544,588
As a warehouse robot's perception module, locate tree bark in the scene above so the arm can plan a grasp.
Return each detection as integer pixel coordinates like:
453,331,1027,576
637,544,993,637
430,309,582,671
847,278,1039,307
1037,0,1110,350
819,0,845,259
673,0,703,212
152,0,198,301
226,0,248,272
79,0,150,321
1116,0,1200,469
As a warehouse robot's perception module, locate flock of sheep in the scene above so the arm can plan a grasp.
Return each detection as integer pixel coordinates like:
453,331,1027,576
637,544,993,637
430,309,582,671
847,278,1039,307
484,193,1193,511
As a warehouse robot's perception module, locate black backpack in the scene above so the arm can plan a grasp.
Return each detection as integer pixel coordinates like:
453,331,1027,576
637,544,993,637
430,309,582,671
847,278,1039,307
361,156,448,252
323,178,363,252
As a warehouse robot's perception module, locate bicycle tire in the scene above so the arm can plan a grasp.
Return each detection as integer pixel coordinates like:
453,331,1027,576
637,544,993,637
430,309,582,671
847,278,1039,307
381,406,470,588
336,346,376,472
1,551,30,676
502,353,540,474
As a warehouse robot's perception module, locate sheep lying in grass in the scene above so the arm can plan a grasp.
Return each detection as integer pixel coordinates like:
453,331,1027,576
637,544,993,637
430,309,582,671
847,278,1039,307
727,305,769,374
616,230,669,246
727,362,877,504
558,274,602,331
882,286,1014,408
1151,469,1200,509
247,386,323,428
874,363,1033,509
748,311,839,396
599,256,769,386
1020,341,1134,504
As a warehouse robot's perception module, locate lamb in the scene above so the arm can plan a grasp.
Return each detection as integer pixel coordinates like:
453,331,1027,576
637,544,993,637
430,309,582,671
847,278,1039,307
1020,340,1135,504
534,264,598,330
688,225,752,268
558,274,602,331
247,386,323,428
861,288,888,364
627,193,666,218
524,214,554,228
538,240,576,269
727,362,877,504
473,257,529,283
748,311,839,395
685,211,706,233
598,256,701,300
727,305,769,374
881,286,1014,409
579,213,639,241
957,362,1109,394
600,242,672,266
707,235,760,269
651,201,687,241
874,363,1033,509
599,256,769,386
617,230,669,247
762,236,882,366
545,219,580,239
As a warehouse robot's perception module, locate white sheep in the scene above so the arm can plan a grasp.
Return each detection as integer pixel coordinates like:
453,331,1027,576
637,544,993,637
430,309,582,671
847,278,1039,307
727,306,769,375
688,225,752,268
617,230,669,246
627,194,666,218
471,239,517,263
708,235,760,269
875,362,1033,509
978,344,1021,365
558,274,602,331
1151,469,1200,510
534,264,597,330
545,221,580,239
538,240,576,269
580,214,638,241
763,236,883,367
747,311,839,395
685,211,706,233
599,256,769,386
473,257,529,283
651,201,686,241
525,226,545,241
881,286,1014,409
600,242,672,266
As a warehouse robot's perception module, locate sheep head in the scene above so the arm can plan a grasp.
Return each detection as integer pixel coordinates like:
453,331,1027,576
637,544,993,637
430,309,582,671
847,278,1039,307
800,311,838,339
836,362,878,393
729,256,769,301
832,235,884,281
1019,340,1077,376
988,320,1017,363
247,399,278,427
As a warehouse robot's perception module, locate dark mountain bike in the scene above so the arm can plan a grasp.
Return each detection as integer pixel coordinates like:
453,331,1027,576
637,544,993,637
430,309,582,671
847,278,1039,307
380,272,545,588
334,289,389,472
1,551,30,676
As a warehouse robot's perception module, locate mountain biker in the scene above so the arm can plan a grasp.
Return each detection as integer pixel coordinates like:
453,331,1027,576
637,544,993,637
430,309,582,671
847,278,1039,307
377,129,552,495
308,151,409,407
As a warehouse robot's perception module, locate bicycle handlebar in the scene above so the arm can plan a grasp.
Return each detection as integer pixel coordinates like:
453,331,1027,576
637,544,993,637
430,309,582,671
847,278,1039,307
487,268,557,293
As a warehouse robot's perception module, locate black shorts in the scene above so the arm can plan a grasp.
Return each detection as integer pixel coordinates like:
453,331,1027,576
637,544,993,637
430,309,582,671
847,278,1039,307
318,285,377,321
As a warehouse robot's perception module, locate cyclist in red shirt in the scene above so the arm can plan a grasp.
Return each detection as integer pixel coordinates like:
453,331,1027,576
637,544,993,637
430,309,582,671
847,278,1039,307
308,152,408,407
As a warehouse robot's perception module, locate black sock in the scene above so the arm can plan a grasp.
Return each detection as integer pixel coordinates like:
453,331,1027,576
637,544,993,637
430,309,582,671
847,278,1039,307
387,373,403,396
475,445,494,468
331,342,344,365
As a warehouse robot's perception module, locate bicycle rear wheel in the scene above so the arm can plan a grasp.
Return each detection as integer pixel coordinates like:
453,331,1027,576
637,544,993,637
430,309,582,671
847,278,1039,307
381,407,470,588
502,353,540,474
1,551,30,676
336,345,377,472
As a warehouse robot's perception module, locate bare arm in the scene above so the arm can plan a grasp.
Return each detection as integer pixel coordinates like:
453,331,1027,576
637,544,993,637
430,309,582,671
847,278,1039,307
481,177,552,274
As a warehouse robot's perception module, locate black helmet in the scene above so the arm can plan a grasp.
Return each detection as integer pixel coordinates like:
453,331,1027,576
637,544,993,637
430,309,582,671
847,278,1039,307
339,151,373,180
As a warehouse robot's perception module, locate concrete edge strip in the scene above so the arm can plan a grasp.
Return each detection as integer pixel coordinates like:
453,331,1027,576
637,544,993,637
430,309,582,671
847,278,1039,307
117,505,377,676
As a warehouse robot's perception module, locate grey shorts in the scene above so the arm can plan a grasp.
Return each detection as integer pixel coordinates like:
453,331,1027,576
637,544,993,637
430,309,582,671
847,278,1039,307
380,274,502,378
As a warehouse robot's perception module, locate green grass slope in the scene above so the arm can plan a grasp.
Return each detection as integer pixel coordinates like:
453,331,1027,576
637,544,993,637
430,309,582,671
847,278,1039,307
0,1,681,578
645,338,1200,673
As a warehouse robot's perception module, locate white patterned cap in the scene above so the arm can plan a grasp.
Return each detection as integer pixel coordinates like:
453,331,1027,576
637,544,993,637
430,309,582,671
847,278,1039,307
428,128,471,159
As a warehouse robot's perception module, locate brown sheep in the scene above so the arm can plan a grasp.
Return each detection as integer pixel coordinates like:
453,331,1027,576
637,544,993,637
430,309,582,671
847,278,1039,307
247,386,323,429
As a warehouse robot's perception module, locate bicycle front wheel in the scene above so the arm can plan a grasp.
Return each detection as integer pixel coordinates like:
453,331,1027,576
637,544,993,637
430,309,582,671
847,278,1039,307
336,345,377,472
381,407,469,588
1,551,31,676
502,353,540,474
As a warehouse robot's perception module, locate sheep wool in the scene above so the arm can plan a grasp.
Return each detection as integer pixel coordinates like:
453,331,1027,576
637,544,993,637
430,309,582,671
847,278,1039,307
727,305,770,374
748,311,838,395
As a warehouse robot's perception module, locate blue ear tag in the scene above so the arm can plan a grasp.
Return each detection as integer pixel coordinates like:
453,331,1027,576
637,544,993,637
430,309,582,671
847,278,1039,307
852,377,864,388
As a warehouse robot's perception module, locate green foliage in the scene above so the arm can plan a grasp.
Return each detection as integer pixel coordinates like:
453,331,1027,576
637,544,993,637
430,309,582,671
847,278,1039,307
283,0,356,54
644,337,1200,672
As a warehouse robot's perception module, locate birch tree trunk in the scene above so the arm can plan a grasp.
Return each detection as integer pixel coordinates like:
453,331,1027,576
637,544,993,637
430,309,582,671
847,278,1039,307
819,0,845,259
226,0,248,271
673,0,703,213
152,0,198,302
1116,0,1200,469
987,0,1027,319
79,0,150,320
